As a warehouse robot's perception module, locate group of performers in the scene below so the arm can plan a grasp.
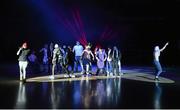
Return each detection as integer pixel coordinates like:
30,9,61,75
49,41,122,80
17,41,169,82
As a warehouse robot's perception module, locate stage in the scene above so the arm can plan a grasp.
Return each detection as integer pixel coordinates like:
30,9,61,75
1,0,180,109
0,64,180,109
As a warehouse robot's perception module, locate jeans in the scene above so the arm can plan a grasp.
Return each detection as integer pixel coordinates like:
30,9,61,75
154,60,162,77
19,61,28,80
106,61,112,74
113,60,119,75
74,56,83,72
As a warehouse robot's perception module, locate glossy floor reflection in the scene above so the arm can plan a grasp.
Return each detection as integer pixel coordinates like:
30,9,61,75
0,65,180,108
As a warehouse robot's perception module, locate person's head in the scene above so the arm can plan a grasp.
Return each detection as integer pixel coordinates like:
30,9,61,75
113,46,118,50
108,47,111,51
68,46,72,50
76,41,80,45
54,44,59,49
154,46,159,51
88,42,91,47
63,45,66,49
22,42,27,49
50,42,53,47
85,45,90,50
99,47,103,52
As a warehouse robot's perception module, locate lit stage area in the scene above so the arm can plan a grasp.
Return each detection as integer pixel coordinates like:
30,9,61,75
26,70,174,84
0,64,180,109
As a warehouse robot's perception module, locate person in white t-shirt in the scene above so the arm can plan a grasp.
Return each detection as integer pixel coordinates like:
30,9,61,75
154,42,169,81
73,41,84,73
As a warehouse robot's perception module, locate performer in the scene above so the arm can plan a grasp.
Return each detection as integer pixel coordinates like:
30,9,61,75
51,44,68,79
40,44,49,65
49,42,54,73
106,47,113,76
49,42,54,58
112,46,122,76
87,43,93,73
81,44,94,76
66,46,75,77
73,41,84,73
28,50,38,73
154,42,169,81
17,42,30,81
39,44,49,73
95,47,107,75
62,45,68,66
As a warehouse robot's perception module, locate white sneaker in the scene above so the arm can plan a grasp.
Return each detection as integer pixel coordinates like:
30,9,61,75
70,74,75,78
120,73,124,75
50,75,54,80
110,72,113,76
81,71,84,74
20,77,23,81
64,74,69,78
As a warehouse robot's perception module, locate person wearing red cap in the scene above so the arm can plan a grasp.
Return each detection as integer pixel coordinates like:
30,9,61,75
16,42,30,82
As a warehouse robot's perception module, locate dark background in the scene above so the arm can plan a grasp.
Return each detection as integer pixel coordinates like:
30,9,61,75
1,0,180,66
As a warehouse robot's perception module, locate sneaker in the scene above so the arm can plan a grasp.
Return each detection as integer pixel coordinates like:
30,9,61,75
154,77,160,81
50,75,54,80
70,74,75,78
64,74,69,78
81,71,84,75
20,75,23,81
120,73,124,75
110,72,113,76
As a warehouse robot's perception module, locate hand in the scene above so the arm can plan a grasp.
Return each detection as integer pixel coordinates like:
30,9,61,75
166,42,169,46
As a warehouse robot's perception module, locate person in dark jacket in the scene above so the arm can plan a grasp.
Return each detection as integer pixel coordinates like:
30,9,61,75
66,46,75,77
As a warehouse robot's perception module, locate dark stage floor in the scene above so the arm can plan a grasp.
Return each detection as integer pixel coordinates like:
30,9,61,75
0,64,180,109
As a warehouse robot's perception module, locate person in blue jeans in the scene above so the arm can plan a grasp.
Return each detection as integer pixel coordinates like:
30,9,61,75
73,41,84,73
154,42,169,81
106,47,113,76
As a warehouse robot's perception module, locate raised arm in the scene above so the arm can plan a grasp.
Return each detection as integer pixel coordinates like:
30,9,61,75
160,42,169,52
17,48,22,55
